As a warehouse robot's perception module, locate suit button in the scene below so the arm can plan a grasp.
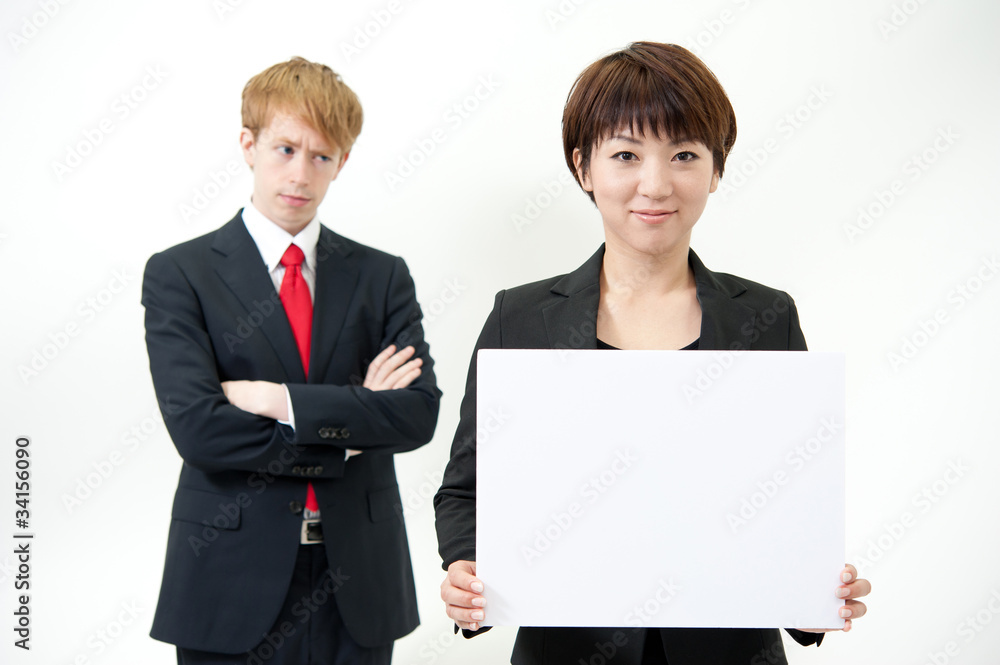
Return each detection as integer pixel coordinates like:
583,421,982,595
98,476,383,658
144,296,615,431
319,428,332,439
315,466,323,474
292,466,303,475
289,501,303,515
341,429,350,439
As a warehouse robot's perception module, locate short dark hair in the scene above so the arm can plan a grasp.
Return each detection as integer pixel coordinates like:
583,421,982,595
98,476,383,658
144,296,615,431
562,42,737,202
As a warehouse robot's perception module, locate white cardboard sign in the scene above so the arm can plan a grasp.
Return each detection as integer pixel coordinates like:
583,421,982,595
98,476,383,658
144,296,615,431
476,349,845,629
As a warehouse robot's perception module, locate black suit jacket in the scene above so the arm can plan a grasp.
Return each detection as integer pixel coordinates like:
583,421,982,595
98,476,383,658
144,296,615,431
434,245,821,664
143,211,440,652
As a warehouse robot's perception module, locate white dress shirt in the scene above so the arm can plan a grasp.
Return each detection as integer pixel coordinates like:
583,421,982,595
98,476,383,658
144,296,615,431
240,198,322,431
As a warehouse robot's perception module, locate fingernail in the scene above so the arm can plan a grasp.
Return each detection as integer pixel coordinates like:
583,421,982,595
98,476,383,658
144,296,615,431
471,611,484,621
839,607,852,618
836,587,850,598
841,571,852,583
471,597,486,607
469,622,478,631
471,582,484,593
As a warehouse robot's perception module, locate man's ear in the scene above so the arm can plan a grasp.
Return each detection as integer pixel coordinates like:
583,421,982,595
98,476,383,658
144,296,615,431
572,148,592,192
709,170,720,193
239,127,256,169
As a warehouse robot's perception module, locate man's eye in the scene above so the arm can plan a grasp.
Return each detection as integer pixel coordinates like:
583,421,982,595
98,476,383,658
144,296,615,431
675,151,696,161
613,151,637,161
278,146,293,155
317,155,331,162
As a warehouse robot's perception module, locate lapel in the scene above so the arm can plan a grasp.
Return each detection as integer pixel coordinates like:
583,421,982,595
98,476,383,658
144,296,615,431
308,226,358,381
688,250,756,352
211,211,305,382
541,244,757,351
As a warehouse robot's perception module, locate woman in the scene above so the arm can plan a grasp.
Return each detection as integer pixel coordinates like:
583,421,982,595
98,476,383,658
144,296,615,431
434,42,870,664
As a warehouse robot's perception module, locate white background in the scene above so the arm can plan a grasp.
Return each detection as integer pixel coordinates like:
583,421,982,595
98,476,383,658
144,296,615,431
1,1,998,664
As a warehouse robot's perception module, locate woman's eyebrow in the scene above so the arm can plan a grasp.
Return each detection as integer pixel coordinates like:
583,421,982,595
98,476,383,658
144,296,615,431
607,133,697,146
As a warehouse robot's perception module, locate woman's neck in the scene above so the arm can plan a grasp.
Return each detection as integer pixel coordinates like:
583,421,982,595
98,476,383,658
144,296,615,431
599,240,694,300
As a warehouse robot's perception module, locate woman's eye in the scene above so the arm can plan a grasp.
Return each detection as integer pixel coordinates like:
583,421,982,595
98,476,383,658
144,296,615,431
613,151,637,161
675,151,697,162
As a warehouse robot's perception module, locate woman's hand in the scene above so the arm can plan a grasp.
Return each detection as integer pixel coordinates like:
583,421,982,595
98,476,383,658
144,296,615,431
801,563,871,632
441,560,486,631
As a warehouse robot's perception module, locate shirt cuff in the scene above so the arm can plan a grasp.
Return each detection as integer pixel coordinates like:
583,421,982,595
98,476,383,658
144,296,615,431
279,384,295,430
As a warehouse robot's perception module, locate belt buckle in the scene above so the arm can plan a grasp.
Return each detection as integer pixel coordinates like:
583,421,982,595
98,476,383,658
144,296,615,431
300,518,323,545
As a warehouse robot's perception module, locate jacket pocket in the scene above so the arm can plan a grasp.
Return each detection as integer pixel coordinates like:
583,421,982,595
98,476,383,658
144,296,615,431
367,485,402,523
171,487,241,530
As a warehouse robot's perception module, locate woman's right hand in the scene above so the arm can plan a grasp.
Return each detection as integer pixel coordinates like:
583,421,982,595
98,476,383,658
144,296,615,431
441,560,486,631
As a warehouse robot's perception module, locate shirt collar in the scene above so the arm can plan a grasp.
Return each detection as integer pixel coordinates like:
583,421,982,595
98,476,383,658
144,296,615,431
241,198,321,272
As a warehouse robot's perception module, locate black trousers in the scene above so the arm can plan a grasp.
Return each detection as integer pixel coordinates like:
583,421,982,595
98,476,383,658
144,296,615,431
177,544,392,665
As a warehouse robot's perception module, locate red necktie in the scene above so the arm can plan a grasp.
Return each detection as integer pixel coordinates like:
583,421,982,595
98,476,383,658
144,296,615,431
279,244,318,513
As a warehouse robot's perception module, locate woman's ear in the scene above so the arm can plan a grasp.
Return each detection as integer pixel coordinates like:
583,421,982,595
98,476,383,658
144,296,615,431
709,171,720,193
572,148,592,192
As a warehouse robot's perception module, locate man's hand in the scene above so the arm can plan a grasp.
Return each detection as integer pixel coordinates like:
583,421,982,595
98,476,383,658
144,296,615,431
221,345,423,457
801,563,871,633
441,560,486,631
363,344,423,391
221,380,288,421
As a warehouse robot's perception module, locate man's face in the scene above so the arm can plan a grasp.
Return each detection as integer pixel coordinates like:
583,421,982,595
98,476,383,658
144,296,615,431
240,112,348,235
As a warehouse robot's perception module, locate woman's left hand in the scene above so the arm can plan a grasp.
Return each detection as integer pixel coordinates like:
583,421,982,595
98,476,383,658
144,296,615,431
801,563,871,633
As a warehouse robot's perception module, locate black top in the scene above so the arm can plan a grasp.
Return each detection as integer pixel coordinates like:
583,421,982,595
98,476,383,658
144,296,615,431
596,338,700,350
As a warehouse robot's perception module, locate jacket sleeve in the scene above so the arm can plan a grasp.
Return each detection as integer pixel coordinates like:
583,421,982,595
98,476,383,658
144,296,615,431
142,251,439,478
434,290,504,570
286,256,440,454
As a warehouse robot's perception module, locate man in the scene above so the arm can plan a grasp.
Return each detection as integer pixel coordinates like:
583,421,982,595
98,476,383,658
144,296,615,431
143,57,440,664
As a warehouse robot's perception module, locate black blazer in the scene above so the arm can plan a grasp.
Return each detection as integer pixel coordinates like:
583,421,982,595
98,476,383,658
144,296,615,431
434,245,821,664
143,211,440,652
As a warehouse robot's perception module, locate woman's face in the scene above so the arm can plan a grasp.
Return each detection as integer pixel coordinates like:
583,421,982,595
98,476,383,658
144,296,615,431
575,128,719,260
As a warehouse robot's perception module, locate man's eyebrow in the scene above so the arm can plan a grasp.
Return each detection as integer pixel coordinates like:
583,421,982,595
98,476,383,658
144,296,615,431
272,135,333,152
